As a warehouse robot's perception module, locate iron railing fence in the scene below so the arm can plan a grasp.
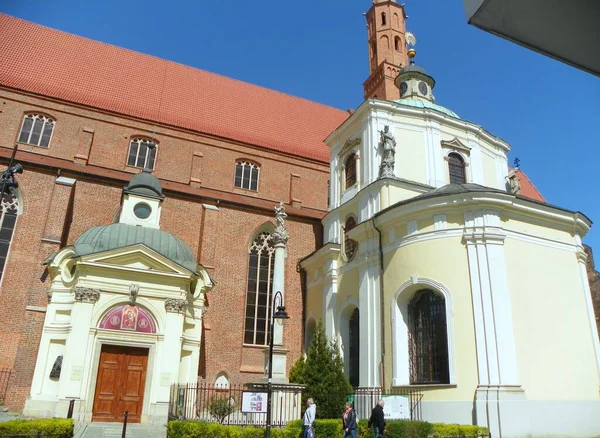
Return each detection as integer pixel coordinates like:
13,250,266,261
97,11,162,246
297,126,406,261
169,381,304,427
169,382,423,426
0,367,13,405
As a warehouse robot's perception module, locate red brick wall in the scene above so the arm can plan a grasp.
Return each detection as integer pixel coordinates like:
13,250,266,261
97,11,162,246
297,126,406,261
0,88,328,410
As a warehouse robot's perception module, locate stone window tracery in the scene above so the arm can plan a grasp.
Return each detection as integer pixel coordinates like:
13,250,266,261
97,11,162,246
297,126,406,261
18,114,55,148
127,138,157,169
243,232,275,345
0,191,19,280
235,161,260,191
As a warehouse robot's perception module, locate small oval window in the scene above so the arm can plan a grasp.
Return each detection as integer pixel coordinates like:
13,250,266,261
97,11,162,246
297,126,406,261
133,203,152,219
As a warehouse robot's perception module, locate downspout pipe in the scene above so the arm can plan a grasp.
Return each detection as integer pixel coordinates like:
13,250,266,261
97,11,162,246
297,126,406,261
371,217,386,391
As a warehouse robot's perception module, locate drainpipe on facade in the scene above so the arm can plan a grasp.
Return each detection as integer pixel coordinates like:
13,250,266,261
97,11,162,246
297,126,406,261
371,217,386,391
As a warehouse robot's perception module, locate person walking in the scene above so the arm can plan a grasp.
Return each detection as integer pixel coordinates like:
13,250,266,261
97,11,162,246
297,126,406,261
342,401,358,438
303,398,316,438
368,399,386,438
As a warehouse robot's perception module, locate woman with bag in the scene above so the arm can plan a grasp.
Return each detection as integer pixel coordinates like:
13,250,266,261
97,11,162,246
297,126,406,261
342,402,358,438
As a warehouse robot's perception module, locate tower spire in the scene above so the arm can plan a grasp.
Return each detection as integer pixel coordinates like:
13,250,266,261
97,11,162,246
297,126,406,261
363,0,408,100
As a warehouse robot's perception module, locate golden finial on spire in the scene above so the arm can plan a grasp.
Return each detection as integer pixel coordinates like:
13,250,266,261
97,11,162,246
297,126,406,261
405,31,417,63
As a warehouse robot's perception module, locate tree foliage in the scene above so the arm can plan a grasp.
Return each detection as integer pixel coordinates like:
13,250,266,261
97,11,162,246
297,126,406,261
289,320,353,419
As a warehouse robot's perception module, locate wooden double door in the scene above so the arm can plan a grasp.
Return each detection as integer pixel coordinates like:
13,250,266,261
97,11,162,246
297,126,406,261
92,345,148,423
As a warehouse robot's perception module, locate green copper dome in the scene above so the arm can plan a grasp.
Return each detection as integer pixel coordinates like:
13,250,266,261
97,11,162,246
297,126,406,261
73,223,197,272
393,98,460,119
124,169,164,200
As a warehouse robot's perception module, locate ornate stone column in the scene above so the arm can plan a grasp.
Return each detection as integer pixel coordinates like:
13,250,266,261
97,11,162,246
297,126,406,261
57,287,100,411
264,202,289,384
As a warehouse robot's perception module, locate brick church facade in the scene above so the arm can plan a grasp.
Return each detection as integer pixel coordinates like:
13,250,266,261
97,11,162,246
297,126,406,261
0,13,347,415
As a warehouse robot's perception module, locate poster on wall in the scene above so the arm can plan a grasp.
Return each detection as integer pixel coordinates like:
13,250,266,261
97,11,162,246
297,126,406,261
241,392,268,413
382,394,410,420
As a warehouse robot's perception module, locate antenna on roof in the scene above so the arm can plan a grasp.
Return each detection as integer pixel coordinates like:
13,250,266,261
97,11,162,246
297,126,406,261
513,157,520,170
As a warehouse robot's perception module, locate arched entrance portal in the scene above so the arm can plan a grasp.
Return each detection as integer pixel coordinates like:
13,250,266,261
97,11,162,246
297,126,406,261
92,304,157,423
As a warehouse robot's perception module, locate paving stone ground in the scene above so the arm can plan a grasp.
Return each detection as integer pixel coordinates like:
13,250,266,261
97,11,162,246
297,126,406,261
75,422,167,438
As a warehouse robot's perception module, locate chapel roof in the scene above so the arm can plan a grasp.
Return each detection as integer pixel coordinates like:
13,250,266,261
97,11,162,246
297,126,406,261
124,169,164,200
0,13,348,163
72,223,197,272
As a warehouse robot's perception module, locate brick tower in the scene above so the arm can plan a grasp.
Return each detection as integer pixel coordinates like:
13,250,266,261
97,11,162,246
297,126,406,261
363,0,409,100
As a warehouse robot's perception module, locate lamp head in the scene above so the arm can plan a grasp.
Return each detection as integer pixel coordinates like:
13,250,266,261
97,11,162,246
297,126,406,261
11,163,23,175
273,305,289,320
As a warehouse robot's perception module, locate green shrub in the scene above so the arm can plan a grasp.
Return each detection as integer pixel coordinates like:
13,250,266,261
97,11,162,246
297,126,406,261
431,423,489,437
209,393,238,424
167,419,490,438
0,418,74,437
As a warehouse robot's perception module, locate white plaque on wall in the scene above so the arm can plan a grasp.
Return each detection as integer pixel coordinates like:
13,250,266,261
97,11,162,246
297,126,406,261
382,394,410,420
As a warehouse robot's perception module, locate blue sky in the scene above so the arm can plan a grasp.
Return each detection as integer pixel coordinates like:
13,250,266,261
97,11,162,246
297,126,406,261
3,1,599,252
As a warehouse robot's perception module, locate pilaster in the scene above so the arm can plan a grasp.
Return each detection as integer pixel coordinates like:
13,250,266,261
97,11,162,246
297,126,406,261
159,298,186,401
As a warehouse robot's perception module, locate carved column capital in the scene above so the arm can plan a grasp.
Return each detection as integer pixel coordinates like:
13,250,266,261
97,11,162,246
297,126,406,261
165,298,187,314
74,287,100,304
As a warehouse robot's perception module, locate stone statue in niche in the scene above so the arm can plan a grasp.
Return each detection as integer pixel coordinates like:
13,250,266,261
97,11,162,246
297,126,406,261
379,125,396,178
272,201,289,245
49,355,63,380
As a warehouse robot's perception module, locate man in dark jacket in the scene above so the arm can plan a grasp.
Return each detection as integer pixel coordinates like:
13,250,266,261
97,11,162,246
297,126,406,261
368,399,386,438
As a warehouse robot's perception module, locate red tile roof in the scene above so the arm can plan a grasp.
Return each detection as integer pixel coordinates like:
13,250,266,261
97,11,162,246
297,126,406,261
514,169,546,202
0,14,348,163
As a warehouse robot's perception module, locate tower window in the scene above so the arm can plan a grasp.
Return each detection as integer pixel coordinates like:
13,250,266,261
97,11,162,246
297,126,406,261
0,191,19,280
244,232,275,345
234,161,260,191
344,216,357,261
448,153,466,184
394,36,401,52
18,114,55,148
408,289,449,384
345,153,357,189
381,12,386,25
127,138,157,169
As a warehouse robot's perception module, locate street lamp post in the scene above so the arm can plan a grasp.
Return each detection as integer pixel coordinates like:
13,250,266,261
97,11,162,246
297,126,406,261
0,145,23,203
265,290,289,438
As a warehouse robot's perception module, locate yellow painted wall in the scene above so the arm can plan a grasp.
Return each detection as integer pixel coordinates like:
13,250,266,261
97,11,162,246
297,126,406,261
306,282,323,322
505,238,599,399
504,216,574,244
336,267,360,312
395,128,427,184
383,235,478,401
481,152,497,187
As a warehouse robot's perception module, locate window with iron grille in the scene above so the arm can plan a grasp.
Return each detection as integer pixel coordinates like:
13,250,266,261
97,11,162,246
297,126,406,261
235,161,260,191
408,289,449,384
0,191,19,280
345,153,357,189
243,232,275,345
18,114,55,148
344,217,357,261
448,153,466,185
127,138,157,169
349,308,360,387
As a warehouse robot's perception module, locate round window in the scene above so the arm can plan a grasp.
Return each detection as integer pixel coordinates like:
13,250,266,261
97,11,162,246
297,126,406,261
133,203,152,219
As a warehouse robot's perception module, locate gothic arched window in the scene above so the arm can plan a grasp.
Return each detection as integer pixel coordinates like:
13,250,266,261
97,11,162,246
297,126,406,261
408,289,449,384
448,153,466,185
349,308,360,387
243,232,275,345
127,138,157,169
345,153,357,189
18,114,55,148
0,191,19,280
344,217,357,261
235,161,260,191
